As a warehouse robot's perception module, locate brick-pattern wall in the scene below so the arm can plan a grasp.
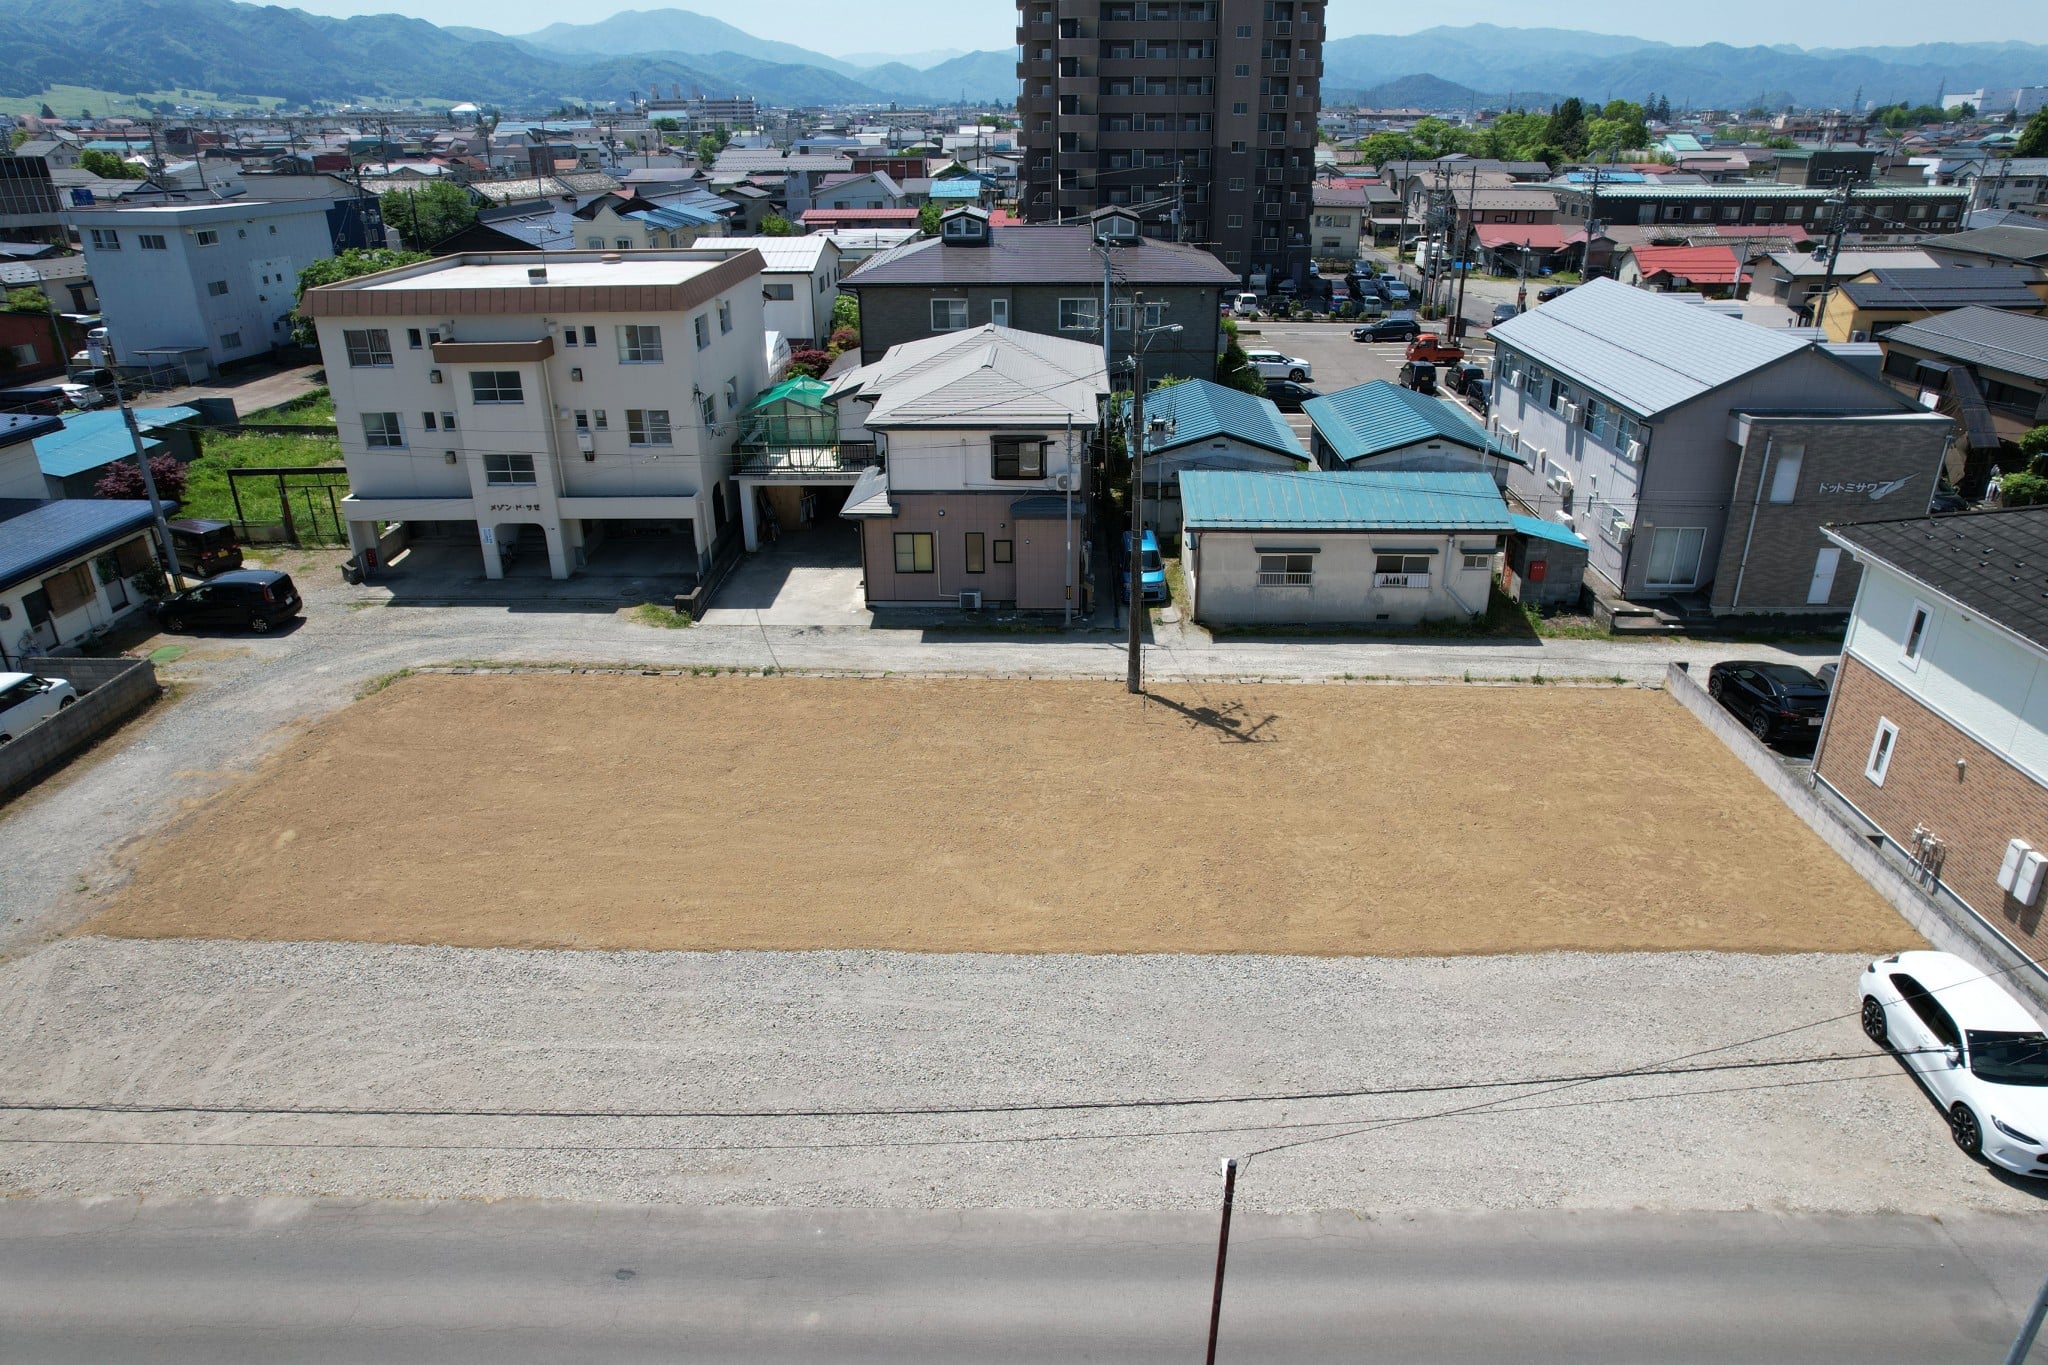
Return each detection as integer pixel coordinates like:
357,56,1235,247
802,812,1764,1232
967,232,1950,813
1815,653,2048,953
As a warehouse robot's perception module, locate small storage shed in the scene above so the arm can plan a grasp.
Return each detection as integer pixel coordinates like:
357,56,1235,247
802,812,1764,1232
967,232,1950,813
1503,512,1590,608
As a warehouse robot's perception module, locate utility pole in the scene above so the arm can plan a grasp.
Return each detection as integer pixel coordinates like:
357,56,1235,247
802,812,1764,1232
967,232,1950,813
1126,291,1145,696
104,327,182,584
1203,1157,1241,1365
1813,177,1859,332
1451,162,1476,340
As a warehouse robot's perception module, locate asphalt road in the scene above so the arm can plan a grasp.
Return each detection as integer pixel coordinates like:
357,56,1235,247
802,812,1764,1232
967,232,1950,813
1,1198,2042,1364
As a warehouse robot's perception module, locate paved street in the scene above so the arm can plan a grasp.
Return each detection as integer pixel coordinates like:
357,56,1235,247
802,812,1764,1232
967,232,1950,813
148,357,324,416
1,1198,2042,1364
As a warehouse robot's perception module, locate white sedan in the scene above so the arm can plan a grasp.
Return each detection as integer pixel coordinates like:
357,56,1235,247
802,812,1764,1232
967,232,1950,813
0,672,79,743
1242,349,1313,383
1860,950,2048,1176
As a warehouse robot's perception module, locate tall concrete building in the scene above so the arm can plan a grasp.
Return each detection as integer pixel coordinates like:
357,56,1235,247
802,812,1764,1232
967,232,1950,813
1016,0,1324,290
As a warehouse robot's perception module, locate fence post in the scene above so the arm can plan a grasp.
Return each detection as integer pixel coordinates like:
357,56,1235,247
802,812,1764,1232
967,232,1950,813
277,473,297,544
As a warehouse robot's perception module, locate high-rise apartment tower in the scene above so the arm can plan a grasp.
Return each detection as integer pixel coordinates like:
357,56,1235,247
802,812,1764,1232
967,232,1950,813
1016,0,1324,289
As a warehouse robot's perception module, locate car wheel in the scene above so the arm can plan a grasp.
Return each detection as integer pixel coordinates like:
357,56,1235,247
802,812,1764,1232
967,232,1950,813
1748,711,1771,742
0,733,10,745
1289,368,1307,382
1861,996,1889,1048
1949,1103,1983,1157
1707,676,1724,700
248,614,272,633
58,695,74,710
161,614,185,633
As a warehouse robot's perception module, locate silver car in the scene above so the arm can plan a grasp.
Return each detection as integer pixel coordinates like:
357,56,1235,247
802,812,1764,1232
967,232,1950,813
1242,349,1312,382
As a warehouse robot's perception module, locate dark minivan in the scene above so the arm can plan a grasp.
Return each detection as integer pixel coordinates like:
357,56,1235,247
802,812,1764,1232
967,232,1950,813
155,569,301,634
166,518,245,577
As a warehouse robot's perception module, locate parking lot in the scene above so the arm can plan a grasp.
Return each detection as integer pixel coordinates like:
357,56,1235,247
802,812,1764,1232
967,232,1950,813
1241,320,1493,447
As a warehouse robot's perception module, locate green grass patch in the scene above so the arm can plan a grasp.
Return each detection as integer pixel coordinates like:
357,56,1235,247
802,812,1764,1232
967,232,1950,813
356,667,414,699
245,387,334,427
0,84,285,117
180,430,344,534
625,603,694,629
146,644,186,664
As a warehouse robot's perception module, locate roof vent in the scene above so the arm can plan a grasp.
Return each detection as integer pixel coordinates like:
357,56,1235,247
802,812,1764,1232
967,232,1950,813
526,265,547,284
601,252,623,264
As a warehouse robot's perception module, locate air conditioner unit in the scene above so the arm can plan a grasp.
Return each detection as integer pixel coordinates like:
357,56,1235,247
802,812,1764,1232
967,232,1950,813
429,368,444,383
1625,439,1643,462
958,590,983,610
1545,469,1573,494
1052,470,1074,491
2018,849,2048,906
1564,402,1580,424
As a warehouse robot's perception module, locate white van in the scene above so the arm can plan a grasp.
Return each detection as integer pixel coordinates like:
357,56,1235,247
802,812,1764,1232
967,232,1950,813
1232,292,1260,317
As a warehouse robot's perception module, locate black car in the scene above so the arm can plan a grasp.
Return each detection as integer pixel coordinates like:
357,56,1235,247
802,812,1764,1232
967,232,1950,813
1446,361,1488,396
1536,284,1575,302
1929,486,1968,514
1397,359,1437,394
1707,661,1829,745
1353,316,1422,343
1265,379,1322,411
155,569,301,634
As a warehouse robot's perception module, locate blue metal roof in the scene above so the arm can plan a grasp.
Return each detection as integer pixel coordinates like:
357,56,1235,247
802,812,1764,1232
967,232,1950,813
928,179,982,199
0,498,160,591
1509,512,1589,548
1302,380,1514,464
1144,380,1309,462
32,407,198,479
0,412,65,450
627,203,722,230
1178,470,1512,532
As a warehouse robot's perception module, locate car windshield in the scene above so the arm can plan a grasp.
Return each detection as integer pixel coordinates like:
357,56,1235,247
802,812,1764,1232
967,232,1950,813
1968,1030,2048,1086
1141,551,1163,572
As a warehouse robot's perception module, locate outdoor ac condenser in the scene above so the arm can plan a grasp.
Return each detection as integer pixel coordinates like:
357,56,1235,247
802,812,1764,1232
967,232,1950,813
959,590,982,610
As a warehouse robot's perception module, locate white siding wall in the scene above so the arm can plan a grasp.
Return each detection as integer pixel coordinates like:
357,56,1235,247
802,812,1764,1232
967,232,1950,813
1188,530,1496,625
882,425,1085,493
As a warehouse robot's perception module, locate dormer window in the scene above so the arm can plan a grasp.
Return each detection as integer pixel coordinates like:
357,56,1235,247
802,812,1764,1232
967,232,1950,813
941,206,990,244
1091,207,1140,244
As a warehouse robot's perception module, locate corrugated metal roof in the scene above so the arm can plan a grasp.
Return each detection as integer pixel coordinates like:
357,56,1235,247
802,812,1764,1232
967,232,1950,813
684,235,835,272
848,325,1107,428
0,497,160,590
1301,381,1497,463
1509,512,1589,548
627,203,720,230
1178,470,1512,531
928,179,981,199
1488,278,1807,418
845,225,1236,287
32,407,199,479
1884,306,2048,384
1923,225,2048,264
1143,380,1308,462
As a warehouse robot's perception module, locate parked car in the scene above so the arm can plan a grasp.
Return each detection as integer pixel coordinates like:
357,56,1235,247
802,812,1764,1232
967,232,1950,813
1860,950,2048,1177
1406,335,1465,365
1382,280,1412,305
1446,360,1489,396
1232,291,1261,318
1121,529,1167,605
1353,316,1422,343
1397,360,1437,395
1930,485,1968,515
166,518,245,577
56,382,109,410
1243,349,1312,382
1816,661,1839,690
1536,283,1575,302
1264,379,1321,412
0,672,78,743
1706,660,1829,744
1490,303,1520,327
154,569,301,634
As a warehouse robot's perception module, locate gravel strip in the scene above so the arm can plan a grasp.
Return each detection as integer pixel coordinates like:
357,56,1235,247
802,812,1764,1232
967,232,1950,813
0,938,2031,1214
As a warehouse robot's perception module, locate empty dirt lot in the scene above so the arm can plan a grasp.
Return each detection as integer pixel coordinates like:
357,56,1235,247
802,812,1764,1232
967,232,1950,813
86,674,1914,956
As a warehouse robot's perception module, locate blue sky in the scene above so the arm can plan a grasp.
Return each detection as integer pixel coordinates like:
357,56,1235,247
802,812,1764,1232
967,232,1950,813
286,0,2033,55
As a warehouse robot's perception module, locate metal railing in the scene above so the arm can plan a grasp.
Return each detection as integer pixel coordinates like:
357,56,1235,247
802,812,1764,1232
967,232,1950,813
1257,571,1313,586
733,441,879,476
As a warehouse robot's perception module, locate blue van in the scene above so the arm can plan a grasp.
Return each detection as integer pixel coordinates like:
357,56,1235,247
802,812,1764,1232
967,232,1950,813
1122,529,1167,604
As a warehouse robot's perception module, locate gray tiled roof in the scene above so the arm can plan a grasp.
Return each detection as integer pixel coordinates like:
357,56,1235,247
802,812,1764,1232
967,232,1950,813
1922,224,2048,264
1883,307,2048,384
1828,508,2048,653
1839,267,2045,310
1486,278,1807,418
845,226,1235,288
832,324,1107,427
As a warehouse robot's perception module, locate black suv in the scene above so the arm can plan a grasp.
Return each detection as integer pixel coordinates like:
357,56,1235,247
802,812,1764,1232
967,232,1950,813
155,569,301,634
1707,661,1829,745
1353,316,1422,343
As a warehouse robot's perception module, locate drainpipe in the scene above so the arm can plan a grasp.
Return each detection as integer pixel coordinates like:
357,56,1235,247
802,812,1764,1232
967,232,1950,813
1729,434,1774,611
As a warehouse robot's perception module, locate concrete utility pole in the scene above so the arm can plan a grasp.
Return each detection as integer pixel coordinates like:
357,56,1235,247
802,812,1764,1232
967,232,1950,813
1812,176,1861,331
1203,1157,1241,1365
103,327,182,584
1451,162,1477,339
1126,293,1146,696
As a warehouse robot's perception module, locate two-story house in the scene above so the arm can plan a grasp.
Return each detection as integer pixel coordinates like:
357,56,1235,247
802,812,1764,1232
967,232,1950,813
831,325,1106,610
305,248,770,581
684,235,842,348
1488,279,1953,617
1813,508,2048,964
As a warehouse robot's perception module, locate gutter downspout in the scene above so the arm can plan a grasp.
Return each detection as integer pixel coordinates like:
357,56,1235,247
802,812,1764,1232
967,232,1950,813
1729,434,1773,611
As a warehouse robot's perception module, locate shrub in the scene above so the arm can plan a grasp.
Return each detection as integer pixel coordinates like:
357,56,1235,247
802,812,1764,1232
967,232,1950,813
786,347,833,379
827,326,859,355
94,453,187,503
2000,471,2048,507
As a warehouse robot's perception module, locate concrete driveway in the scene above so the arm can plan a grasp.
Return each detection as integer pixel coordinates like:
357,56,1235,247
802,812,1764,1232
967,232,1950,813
698,525,870,627
149,358,324,417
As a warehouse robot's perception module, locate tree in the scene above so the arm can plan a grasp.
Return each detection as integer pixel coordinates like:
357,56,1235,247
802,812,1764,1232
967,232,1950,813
1998,472,2048,507
917,201,944,236
760,213,794,237
7,128,27,150
1356,131,1420,168
652,117,680,133
2016,108,2048,159
831,293,859,334
785,347,832,379
3,286,49,314
95,452,187,503
290,247,428,342
1544,98,1588,159
380,181,479,251
1215,339,1266,396
78,149,145,179
2020,424,2048,475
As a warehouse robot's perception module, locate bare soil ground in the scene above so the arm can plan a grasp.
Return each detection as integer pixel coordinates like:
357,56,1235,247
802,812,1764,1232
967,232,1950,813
85,675,1915,956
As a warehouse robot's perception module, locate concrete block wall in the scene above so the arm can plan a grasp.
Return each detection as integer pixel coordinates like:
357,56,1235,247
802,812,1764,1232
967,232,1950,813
0,655,159,801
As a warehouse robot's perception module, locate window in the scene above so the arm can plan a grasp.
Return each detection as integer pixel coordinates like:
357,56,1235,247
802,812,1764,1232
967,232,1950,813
1058,298,1099,332
470,371,524,404
194,229,219,246
990,299,1010,327
88,228,120,251
931,298,969,331
422,411,438,430
573,409,589,430
1374,553,1430,587
1232,101,1249,115
1903,601,1932,667
1110,301,1167,332
206,279,229,296
563,327,579,347
764,283,795,301
893,532,935,573
442,411,457,429
694,315,710,349
965,532,986,574
483,452,537,486
1259,553,1313,585
588,235,604,249
1462,552,1492,571
699,394,717,431
407,328,423,349
362,412,405,448
580,326,596,346
343,328,393,368
593,410,608,429
1645,526,1706,588
137,233,167,250
992,435,1048,479
718,300,733,334
1234,62,1251,77
626,409,673,446
1768,447,1803,503
1865,718,1899,786
994,539,1013,564
616,237,633,249
618,325,664,363
219,332,242,350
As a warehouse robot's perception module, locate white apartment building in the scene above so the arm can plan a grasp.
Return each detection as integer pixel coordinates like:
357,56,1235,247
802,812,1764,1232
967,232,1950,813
304,249,770,580
62,199,337,374
683,236,842,347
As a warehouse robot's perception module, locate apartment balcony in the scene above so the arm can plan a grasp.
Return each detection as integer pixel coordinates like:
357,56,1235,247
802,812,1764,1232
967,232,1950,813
734,442,879,479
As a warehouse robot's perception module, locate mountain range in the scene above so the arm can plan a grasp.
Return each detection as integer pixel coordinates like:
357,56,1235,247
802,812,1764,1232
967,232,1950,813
0,2,2042,116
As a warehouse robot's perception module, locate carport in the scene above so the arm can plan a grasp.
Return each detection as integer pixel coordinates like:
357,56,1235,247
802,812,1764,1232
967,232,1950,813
733,376,875,555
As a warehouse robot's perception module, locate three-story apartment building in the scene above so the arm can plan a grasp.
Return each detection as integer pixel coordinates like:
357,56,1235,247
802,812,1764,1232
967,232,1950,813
305,249,769,580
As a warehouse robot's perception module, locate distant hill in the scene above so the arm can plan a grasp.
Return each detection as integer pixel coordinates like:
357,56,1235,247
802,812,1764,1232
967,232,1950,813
856,51,1018,105
519,10,859,78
